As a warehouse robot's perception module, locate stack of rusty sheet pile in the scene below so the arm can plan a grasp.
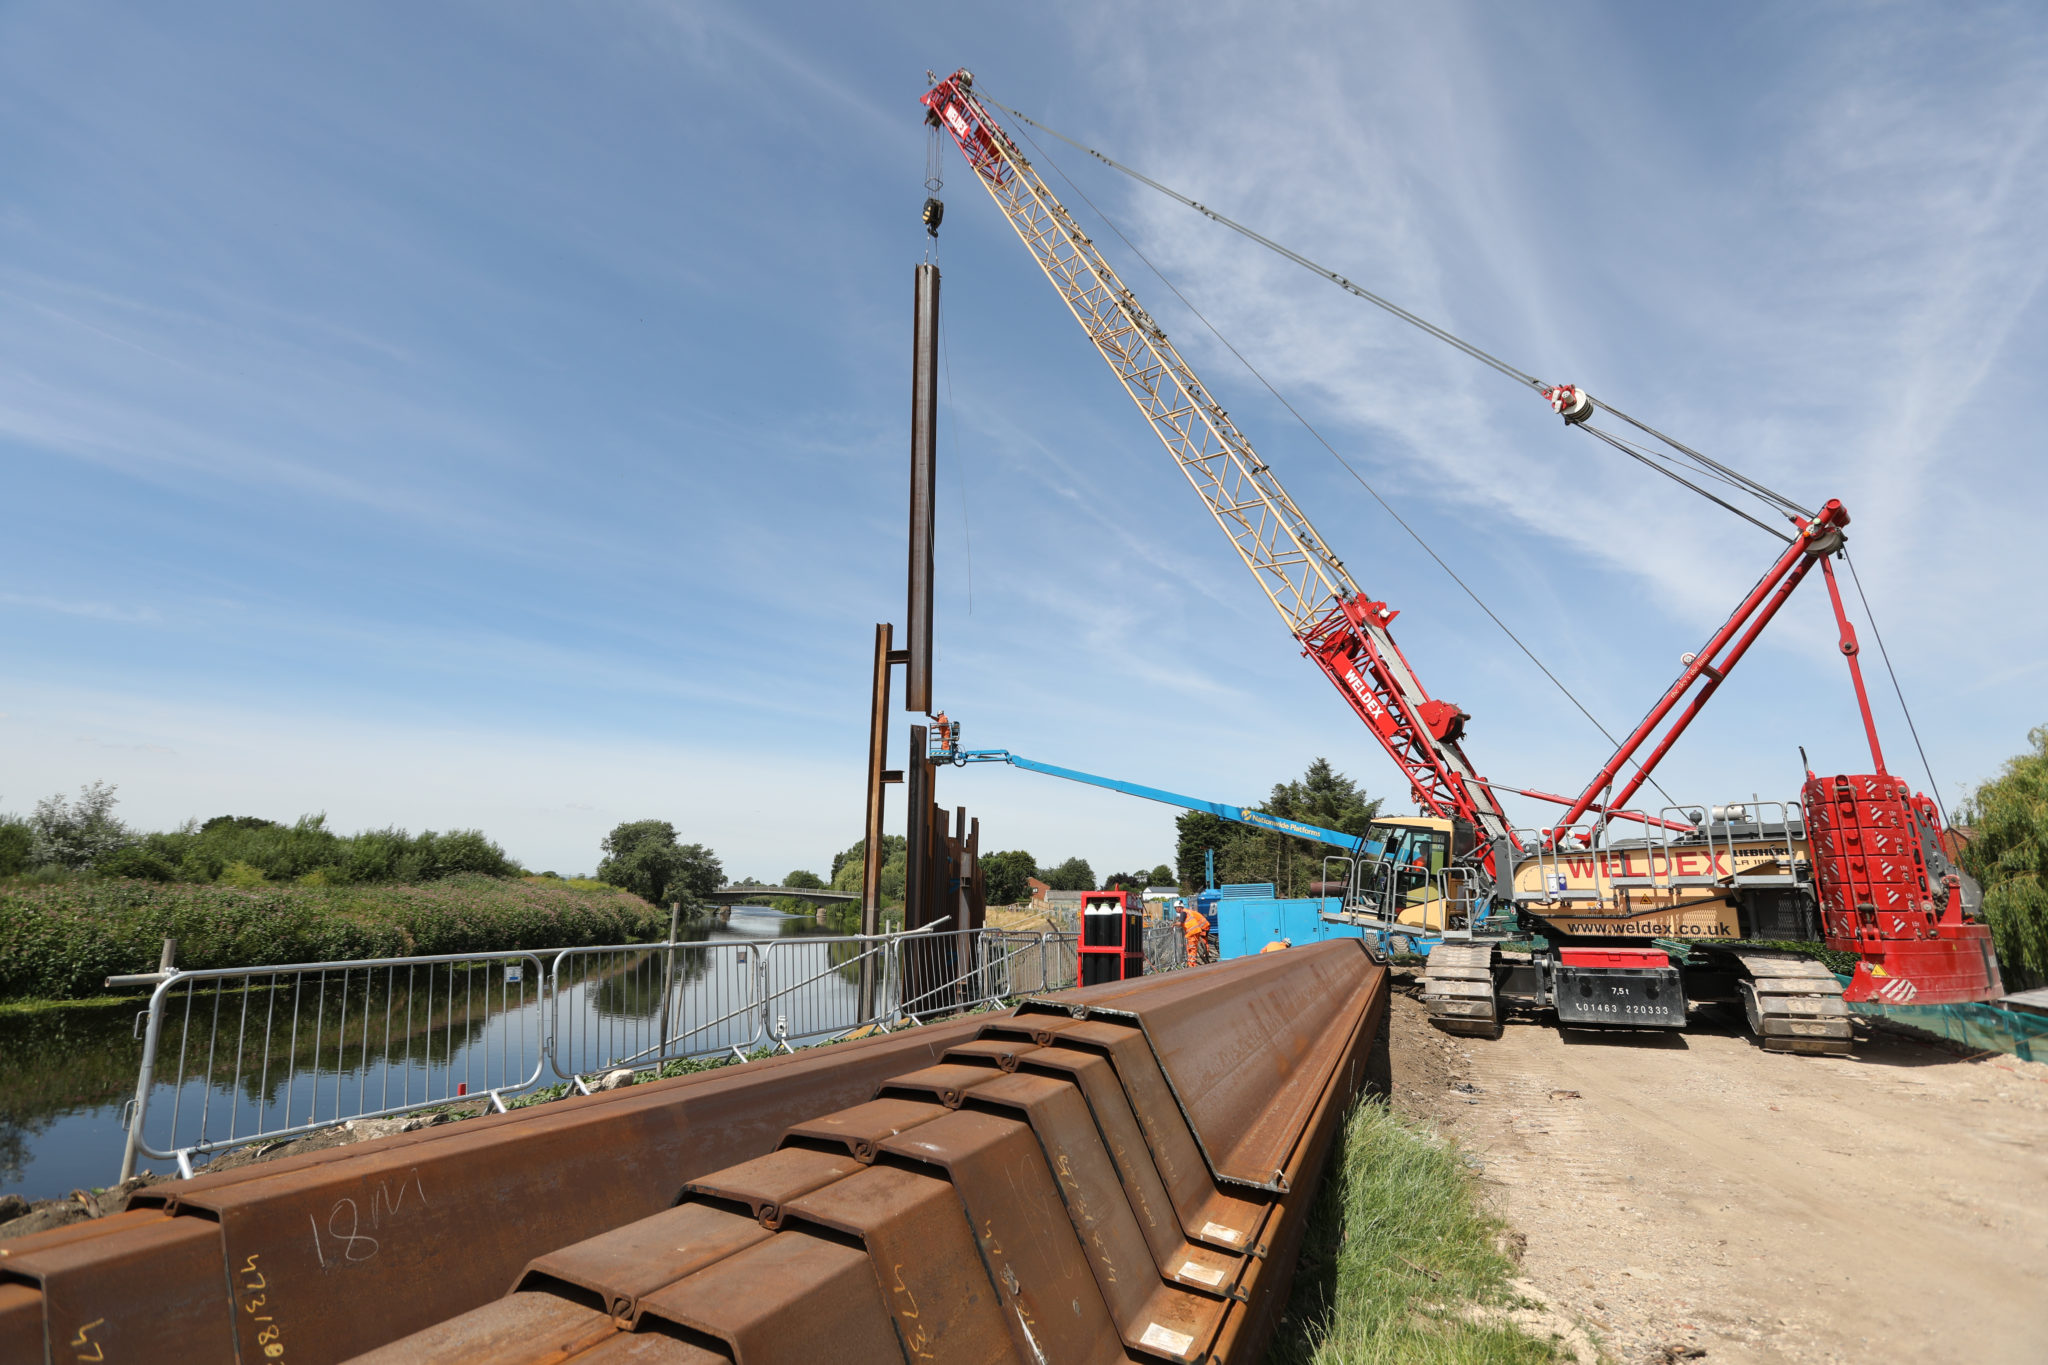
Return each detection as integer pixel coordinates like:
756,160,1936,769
0,941,1385,1365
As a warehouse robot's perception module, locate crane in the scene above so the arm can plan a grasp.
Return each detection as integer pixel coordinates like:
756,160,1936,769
921,70,2003,1047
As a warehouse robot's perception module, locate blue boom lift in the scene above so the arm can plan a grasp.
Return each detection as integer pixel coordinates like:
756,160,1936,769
927,724,1458,959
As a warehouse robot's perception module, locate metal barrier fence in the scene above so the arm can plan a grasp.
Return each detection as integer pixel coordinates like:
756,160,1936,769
1143,919,1191,974
119,950,549,1180
117,926,1080,1181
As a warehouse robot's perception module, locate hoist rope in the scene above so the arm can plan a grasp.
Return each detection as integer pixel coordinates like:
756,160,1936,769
977,91,1813,530
1579,425,1794,543
940,315,973,614
1007,119,1682,814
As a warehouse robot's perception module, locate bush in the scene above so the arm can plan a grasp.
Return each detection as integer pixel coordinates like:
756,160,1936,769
30,782,132,870
0,820,33,878
95,846,175,882
220,860,267,888
0,876,668,1001
0,804,523,889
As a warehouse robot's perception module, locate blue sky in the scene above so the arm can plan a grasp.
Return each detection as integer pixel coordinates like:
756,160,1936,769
3,1,2044,881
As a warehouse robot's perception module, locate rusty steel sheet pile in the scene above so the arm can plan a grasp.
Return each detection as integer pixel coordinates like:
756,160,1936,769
0,941,1385,1364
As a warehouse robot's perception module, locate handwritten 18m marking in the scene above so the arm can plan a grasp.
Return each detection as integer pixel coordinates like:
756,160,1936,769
308,1169,429,1268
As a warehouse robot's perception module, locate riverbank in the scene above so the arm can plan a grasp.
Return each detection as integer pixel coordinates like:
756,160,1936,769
0,874,666,1003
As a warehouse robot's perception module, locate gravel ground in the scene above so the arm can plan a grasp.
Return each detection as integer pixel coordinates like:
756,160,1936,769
1388,977,2048,1365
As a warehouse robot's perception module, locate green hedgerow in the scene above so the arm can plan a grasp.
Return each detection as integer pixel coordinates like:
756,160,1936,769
0,876,667,1001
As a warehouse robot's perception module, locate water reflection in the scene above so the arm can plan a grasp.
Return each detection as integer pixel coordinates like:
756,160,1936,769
0,907,858,1201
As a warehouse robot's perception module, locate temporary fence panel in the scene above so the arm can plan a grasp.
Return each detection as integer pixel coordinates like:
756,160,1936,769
755,935,902,1050
548,940,765,1078
120,950,549,1180
116,928,1084,1183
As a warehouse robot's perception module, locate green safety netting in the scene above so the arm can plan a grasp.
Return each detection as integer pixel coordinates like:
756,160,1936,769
1832,977,2047,1061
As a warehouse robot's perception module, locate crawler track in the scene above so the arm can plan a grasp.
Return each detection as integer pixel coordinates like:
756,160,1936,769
1728,948,1855,1055
1421,940,1499,1037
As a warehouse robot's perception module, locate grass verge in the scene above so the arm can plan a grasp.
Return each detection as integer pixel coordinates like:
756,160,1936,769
1265,1100,1564,1364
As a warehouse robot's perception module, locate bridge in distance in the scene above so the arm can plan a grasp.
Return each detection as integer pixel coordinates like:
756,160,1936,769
705,884,856,907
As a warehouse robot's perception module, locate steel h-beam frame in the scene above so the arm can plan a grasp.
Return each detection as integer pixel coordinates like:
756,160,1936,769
906,263,939,714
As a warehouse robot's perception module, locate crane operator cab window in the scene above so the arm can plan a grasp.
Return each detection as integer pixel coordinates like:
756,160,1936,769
1369,821,1450,928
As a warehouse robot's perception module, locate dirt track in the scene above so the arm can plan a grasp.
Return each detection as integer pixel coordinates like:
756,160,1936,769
1388,981,2048,1364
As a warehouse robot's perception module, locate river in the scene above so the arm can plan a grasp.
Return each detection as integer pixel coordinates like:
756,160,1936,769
0,906,853,1204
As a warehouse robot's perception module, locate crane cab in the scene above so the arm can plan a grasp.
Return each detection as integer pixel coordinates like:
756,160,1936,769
1364,817,1456,931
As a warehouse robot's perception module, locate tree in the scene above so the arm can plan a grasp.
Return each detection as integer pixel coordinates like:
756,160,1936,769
0,817,30,878
1149,864,1174,885
597,821,723,907
1175,811,1230,892
1173,759,1382,897
1264,758,1383,837
31,781,133,870
1042,856,1095,891
782,869,825,890
1958,726,2048,989
829,836,908,906
981,850,1038,906
1102,870,1150,896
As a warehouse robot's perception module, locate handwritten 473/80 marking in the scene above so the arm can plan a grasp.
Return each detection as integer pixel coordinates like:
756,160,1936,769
239,1253,287,1360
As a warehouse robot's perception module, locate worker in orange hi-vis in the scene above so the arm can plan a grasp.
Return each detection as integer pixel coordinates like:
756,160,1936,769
1259,938,1292,954
1182,904,1211,968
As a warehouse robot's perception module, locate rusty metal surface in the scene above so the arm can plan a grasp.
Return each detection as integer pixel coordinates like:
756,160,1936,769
146,1020,978,1210
517,1203,770,1323
959,1071,1221,1360
681,1146,862,1229
779,1096,947,1163
634,1231,900,1362
1202,960,1381,1364
780,1163,1016,1365
2,1213,235,1365
874,1061,1000,1108
941,1037,1041,1071
344,1291,619,1364
564,1332,727,1364
0,1210,176,1365
986,1016,1267,1254
1021,940,1378,1190
1003,1046,1246,1298
879,1108,1125,1365
163,1016,981,1364
0,1284,43,1365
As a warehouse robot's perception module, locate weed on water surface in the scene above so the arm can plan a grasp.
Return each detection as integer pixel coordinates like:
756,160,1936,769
1264,1100,1562,1365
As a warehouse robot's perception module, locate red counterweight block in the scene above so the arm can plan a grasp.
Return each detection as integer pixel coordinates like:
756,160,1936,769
1804,772,2003,1005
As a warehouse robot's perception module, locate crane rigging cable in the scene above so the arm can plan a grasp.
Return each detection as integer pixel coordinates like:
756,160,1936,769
974,90,1815,530
1003,116,1683,814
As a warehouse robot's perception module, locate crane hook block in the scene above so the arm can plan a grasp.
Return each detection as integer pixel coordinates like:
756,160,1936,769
1546,384,1593,425
922,196,945,237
